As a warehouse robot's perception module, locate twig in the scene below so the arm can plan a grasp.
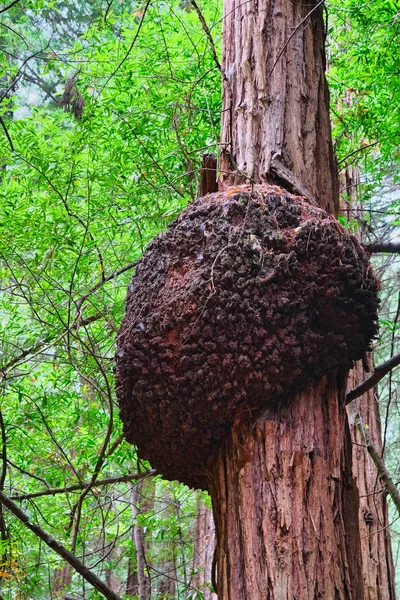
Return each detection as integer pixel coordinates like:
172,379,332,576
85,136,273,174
104,0,114,22
0,489,124,600
0,115,14,151
338,141,379,166
98,0,151,95
0,0,21,15
346,352,400,403
1,260,136,375
191,1,223,76
270,0,326,74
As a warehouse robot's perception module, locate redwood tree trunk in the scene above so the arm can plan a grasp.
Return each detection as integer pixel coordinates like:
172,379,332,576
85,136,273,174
341,170,395,599
209,379,365,599
347,362,395,600
220,0,338,215
208,1,394,598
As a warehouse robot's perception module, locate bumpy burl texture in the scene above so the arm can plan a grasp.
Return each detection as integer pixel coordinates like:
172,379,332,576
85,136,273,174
116,185,379,490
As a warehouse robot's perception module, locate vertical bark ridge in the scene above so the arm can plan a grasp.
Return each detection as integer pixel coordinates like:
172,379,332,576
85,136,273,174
220,0,338,214
347,362,396,600
209,379,365,599
340,172,396,599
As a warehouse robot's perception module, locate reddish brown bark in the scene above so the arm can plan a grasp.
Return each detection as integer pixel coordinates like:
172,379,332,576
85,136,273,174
347,362,396,600
206,0,395,598
220,0,338,215
341,171,395,599
209,379,366,599
53,563,72,597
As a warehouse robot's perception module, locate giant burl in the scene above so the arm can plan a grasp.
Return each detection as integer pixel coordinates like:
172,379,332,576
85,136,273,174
116,185,379,490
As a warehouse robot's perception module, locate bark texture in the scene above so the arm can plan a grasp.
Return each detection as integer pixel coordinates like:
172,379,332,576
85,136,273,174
220,0,339,215
347,363,396,600
341,170,395,599
209,378,366,599
206,1,394,599
199,153,218,198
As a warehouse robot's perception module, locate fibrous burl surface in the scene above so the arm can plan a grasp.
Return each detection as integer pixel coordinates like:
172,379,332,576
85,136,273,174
116,185,379,490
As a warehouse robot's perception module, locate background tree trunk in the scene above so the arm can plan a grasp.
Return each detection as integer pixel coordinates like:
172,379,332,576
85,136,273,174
153,486,177,599
347,362,396,600
191,497,217,600
341,168,395,599
208,0,395,598
127,480,151,599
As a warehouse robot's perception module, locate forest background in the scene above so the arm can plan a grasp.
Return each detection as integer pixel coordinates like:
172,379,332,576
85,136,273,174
0,0,399,598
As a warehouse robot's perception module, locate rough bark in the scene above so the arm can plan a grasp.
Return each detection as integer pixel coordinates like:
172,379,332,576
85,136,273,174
199,153,218,198
209,378,366,599
207,1,394,598
341,170,395,599
220,0,338,215
347,363,396,600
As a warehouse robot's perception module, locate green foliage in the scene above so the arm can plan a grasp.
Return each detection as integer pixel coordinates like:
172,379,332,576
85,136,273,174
328,0,400,192
0,0,398,596
0,1,221,596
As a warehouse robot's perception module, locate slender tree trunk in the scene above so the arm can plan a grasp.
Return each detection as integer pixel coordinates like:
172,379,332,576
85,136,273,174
347,362,396,600
53,563,72,597
154,487,177,599
207,1,395,598
129,481,150,600
191,497,217,600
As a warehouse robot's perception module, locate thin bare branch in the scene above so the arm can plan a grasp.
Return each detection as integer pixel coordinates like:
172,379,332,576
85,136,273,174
363,241,400,254
0,489,124,600
346,352,400,403
1,260,136,376
0,115,14,151
11,470,157,501
270,0,326,74
0,0,21,15
352,410,400,515
191,1,223,75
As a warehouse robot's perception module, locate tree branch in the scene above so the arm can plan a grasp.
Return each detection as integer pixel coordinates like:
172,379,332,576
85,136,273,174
1,260,136,376
0,115,14,151
0,489,124,600
0,0,21,15
352,410,400,515
11,470,157,501
363,241,400,254
346,352,400,403
191,1,223,75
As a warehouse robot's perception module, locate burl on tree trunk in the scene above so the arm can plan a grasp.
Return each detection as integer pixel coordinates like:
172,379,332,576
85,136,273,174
116,0,393,598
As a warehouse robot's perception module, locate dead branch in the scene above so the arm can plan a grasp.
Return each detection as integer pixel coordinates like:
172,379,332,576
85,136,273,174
363,241,400,254
351,409,400,515
346,352,400,403
11,470,157,501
